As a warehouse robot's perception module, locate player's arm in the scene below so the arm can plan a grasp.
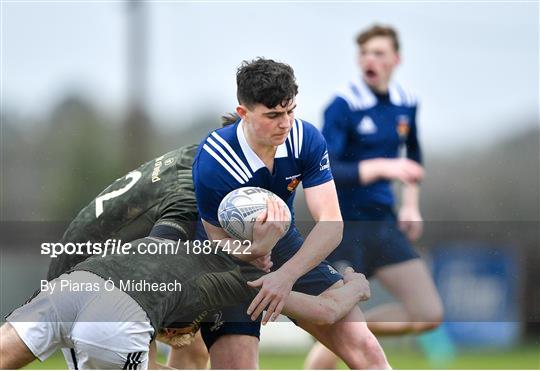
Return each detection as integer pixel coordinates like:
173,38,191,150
247,180,343,324
322,97,361,186
202,201,287,273
202,197,287,260
398,106,423,240
281,268,370,325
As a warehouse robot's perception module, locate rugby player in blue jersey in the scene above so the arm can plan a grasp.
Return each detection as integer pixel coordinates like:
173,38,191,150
305,25,444,369
192,58,390,369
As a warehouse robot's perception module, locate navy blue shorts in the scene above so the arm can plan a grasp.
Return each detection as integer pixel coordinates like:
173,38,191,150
200,227,342,349
327,206,419,278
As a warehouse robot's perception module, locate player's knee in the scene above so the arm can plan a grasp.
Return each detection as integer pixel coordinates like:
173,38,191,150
409,301,444,331
346,335,388,369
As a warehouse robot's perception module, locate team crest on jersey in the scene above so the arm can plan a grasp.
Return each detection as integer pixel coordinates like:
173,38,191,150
286,174,301,192
397,115,410,139
357,116,377,135
319,151,330,171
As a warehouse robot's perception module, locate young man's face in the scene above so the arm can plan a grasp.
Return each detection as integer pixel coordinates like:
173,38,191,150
358,36,400,92
238,100,296,148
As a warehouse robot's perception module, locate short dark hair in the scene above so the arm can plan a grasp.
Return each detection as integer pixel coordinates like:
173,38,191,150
356,24,400,52
236,58,298,109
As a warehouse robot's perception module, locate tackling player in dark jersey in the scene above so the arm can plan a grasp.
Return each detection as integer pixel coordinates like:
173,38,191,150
47,144,198,281
45,144,212,369
1,237,371,369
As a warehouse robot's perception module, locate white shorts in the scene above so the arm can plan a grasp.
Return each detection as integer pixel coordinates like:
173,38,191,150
7,271,154,369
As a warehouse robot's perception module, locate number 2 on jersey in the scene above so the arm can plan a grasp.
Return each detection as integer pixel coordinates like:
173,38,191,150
95,171,142,218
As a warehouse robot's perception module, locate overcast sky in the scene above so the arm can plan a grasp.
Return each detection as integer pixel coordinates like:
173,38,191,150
3,1,539,154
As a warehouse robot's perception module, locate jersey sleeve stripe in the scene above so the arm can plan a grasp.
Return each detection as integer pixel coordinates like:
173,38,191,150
206,137,249,182
292,119,299,158
211,132,253,178
297,119,303,156
203,143,246,184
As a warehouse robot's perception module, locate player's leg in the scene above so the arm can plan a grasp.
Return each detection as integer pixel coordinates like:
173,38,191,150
207,334,259,369
198,301,261,369
2,286,68,369
367,258,443,334
0,322,37,369
299,303,390,369
68,272,154,369
167,331,209,369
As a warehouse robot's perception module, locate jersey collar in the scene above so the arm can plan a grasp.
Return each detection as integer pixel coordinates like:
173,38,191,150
353,75,405,107
236,120,289,173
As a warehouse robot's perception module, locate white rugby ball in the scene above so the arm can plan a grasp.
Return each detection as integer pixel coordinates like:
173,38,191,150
218,187,291,241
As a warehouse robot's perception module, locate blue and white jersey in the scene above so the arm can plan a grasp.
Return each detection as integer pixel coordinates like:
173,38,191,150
322,76,422,217
193,118,333,231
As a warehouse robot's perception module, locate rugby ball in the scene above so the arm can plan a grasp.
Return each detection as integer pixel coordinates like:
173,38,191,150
218,187,291,241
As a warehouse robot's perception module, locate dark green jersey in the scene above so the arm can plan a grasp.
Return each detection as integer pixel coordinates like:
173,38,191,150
70,237,262,335
47,145,198,280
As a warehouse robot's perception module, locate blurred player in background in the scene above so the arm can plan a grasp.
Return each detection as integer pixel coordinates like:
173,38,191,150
193,58,389,369
305,24,443,369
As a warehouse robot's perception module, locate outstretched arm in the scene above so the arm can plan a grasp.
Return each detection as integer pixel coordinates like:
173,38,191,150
280,268,370,325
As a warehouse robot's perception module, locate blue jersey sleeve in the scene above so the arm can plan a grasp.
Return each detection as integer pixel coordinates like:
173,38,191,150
321,97,361,186
192,143,237,227
405,105,423,165
301,121,334,188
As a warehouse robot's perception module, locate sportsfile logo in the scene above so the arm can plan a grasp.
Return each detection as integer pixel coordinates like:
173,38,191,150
319,151,330,171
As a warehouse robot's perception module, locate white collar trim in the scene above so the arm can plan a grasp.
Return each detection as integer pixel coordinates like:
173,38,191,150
236,120,289,173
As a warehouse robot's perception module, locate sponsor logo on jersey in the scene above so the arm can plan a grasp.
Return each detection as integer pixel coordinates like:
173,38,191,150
152,155,164,183
357,116,377,134
319,151,330,171
397,115,410,139
286,174,301,192
210,311,224,332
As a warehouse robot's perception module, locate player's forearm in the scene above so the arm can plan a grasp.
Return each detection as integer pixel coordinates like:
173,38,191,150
401,182,420,210
319,278,367,321
279,221,343,280
283,278,365,325
358,158,387,184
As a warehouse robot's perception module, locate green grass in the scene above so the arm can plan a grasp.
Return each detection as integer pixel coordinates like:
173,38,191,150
24,346,539,369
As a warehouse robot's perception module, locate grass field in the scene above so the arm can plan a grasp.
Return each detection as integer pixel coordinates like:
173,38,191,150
24,346,540,369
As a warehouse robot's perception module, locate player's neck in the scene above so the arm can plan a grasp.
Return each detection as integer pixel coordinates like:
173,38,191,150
241,122,277,170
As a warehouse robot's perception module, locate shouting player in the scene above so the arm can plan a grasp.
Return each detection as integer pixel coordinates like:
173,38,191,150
1,236,372,369
193,58,390,369
305,24,444,369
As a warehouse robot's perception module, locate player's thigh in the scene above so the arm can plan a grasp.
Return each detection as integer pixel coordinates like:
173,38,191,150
199,306,260,368
0,322,37,369
375,258,443,320
5,288,68,363
297,306,387,368
208,334,259,369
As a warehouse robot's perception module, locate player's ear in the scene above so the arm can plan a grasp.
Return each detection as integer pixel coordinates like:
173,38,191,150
394,52,401,67
236,105,248,120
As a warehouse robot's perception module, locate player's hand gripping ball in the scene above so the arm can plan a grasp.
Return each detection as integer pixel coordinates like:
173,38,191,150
218,187,291,241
